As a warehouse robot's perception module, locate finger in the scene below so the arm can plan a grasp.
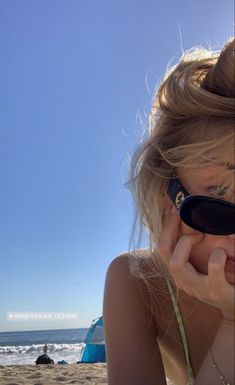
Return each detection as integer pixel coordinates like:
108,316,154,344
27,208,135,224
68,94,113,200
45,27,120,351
208,248,227,290
169,233,204,273
157,206,181,261
168,233,205,293
207,249,235,315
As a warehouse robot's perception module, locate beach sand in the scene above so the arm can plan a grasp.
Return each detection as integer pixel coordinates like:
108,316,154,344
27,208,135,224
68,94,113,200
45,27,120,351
0,363,108,385
0,363,174,385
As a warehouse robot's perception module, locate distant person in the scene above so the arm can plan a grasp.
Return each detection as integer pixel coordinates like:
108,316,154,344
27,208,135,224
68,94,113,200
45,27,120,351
35,344,54,365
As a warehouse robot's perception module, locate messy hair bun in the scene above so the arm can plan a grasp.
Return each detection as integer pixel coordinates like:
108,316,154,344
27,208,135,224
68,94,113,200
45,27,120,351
201,37,235,97
150,37,235,127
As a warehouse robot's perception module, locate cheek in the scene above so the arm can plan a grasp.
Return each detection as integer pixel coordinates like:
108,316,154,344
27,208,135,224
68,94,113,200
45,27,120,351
179,221,200,236
179,221,210,273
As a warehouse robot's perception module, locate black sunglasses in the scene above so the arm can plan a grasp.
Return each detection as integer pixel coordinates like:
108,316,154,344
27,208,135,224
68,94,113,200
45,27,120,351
167,178,235,235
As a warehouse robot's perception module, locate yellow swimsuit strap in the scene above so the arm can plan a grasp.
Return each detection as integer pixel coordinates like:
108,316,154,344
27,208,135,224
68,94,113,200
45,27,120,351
165,276,195,385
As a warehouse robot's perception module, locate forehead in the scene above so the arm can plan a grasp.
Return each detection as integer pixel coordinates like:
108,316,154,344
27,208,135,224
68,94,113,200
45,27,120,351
180,166,232,183
203,146,235,169
178,149,235,186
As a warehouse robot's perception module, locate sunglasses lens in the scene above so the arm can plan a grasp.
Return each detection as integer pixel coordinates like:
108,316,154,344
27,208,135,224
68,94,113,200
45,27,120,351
180,198,235,235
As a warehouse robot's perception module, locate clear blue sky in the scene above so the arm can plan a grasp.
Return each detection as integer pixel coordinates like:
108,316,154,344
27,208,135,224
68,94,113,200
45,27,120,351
0,0,233,332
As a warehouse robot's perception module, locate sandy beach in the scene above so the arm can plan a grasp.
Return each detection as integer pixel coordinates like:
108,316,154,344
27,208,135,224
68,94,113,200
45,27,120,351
0,363,175,385
0,363,108,385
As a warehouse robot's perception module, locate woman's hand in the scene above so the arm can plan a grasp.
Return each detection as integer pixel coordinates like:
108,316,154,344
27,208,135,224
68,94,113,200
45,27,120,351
158,206,235,321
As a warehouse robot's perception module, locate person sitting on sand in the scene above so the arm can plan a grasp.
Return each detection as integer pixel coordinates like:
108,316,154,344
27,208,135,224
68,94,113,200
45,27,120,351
35,344,54,365
103,37,235,385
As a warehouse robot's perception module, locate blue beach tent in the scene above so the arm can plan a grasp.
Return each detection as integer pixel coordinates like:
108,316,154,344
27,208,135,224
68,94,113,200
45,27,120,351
78,316,106,363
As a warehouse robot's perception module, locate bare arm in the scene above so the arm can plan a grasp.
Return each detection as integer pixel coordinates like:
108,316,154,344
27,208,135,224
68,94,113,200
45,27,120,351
194,318,234,385
103,254,167,385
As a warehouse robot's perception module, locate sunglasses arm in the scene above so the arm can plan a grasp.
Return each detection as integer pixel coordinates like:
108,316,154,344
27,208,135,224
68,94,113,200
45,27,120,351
167,179,189,209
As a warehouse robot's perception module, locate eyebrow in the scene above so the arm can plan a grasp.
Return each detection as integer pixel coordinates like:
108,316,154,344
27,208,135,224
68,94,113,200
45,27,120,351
208,157,235,170
217,161,235,171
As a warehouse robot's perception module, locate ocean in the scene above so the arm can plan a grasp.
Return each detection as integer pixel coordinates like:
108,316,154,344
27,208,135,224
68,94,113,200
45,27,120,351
0,328,89,366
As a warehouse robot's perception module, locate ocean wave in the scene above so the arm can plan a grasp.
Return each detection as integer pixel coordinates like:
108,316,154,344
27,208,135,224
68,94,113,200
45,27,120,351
0,342,85,355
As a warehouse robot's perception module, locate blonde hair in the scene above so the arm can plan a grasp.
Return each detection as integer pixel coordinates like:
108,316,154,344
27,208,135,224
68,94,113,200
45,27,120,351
126,38,235,318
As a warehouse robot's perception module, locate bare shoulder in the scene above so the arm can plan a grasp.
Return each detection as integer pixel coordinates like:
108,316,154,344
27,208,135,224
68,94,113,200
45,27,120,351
103,251,167,385
104,250,150,284
104,250,162,316
104,251,149,314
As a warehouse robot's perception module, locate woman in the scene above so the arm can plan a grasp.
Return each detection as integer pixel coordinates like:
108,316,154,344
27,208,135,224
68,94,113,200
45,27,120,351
103,37,235,385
